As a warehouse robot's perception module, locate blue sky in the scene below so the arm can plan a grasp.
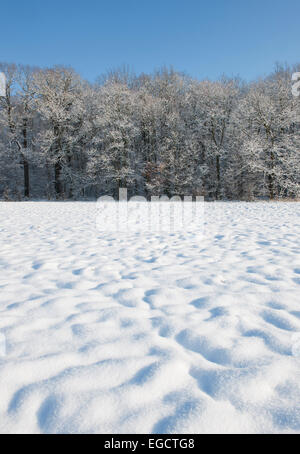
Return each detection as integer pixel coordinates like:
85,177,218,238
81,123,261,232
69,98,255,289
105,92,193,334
1,0,299,82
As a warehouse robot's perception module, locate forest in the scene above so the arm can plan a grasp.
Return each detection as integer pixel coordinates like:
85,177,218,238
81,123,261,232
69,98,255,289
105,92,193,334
0,62,299,200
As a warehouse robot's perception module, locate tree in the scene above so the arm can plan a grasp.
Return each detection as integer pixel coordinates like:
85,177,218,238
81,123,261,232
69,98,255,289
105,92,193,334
86,81,139,197
33,66,86,198
236,68,300,199
0,61,299,201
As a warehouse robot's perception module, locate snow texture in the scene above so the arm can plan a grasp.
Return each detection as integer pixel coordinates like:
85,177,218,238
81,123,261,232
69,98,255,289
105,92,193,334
0,201,300,434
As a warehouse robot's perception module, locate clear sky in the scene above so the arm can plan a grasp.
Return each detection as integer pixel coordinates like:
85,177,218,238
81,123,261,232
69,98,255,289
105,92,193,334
1,0,299,82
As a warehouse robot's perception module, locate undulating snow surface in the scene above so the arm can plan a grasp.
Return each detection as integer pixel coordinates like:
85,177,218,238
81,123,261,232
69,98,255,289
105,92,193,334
0,202,300,434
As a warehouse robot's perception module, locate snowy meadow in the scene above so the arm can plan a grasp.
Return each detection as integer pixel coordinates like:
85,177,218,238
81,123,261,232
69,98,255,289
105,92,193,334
0,201,300,434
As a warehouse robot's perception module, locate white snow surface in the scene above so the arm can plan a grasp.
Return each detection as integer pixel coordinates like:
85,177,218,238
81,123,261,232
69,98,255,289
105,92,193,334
0,201,300,434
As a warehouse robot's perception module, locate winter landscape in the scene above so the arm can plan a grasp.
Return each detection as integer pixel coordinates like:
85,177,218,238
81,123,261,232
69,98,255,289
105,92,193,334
1,0,300,437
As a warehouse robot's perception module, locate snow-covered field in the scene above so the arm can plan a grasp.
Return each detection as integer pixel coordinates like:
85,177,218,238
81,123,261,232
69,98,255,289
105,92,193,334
0,201,300,434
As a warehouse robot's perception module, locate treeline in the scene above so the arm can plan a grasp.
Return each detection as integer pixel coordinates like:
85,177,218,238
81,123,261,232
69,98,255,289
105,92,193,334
0,63,299,200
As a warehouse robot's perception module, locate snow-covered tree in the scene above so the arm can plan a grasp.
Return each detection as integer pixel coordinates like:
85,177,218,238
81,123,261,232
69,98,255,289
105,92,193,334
236,68,300,198
0,61,299,200
33,66,86,198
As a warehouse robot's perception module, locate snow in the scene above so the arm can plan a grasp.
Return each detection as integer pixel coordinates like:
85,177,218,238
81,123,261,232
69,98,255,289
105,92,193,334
0,201,300,434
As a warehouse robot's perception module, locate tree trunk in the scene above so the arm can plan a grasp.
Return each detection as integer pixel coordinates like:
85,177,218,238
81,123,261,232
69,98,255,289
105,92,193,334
22,120,30,198
268,173,274,200
55,162,62,197
268,150,275,200
216,155,221,200
23,159,29,197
